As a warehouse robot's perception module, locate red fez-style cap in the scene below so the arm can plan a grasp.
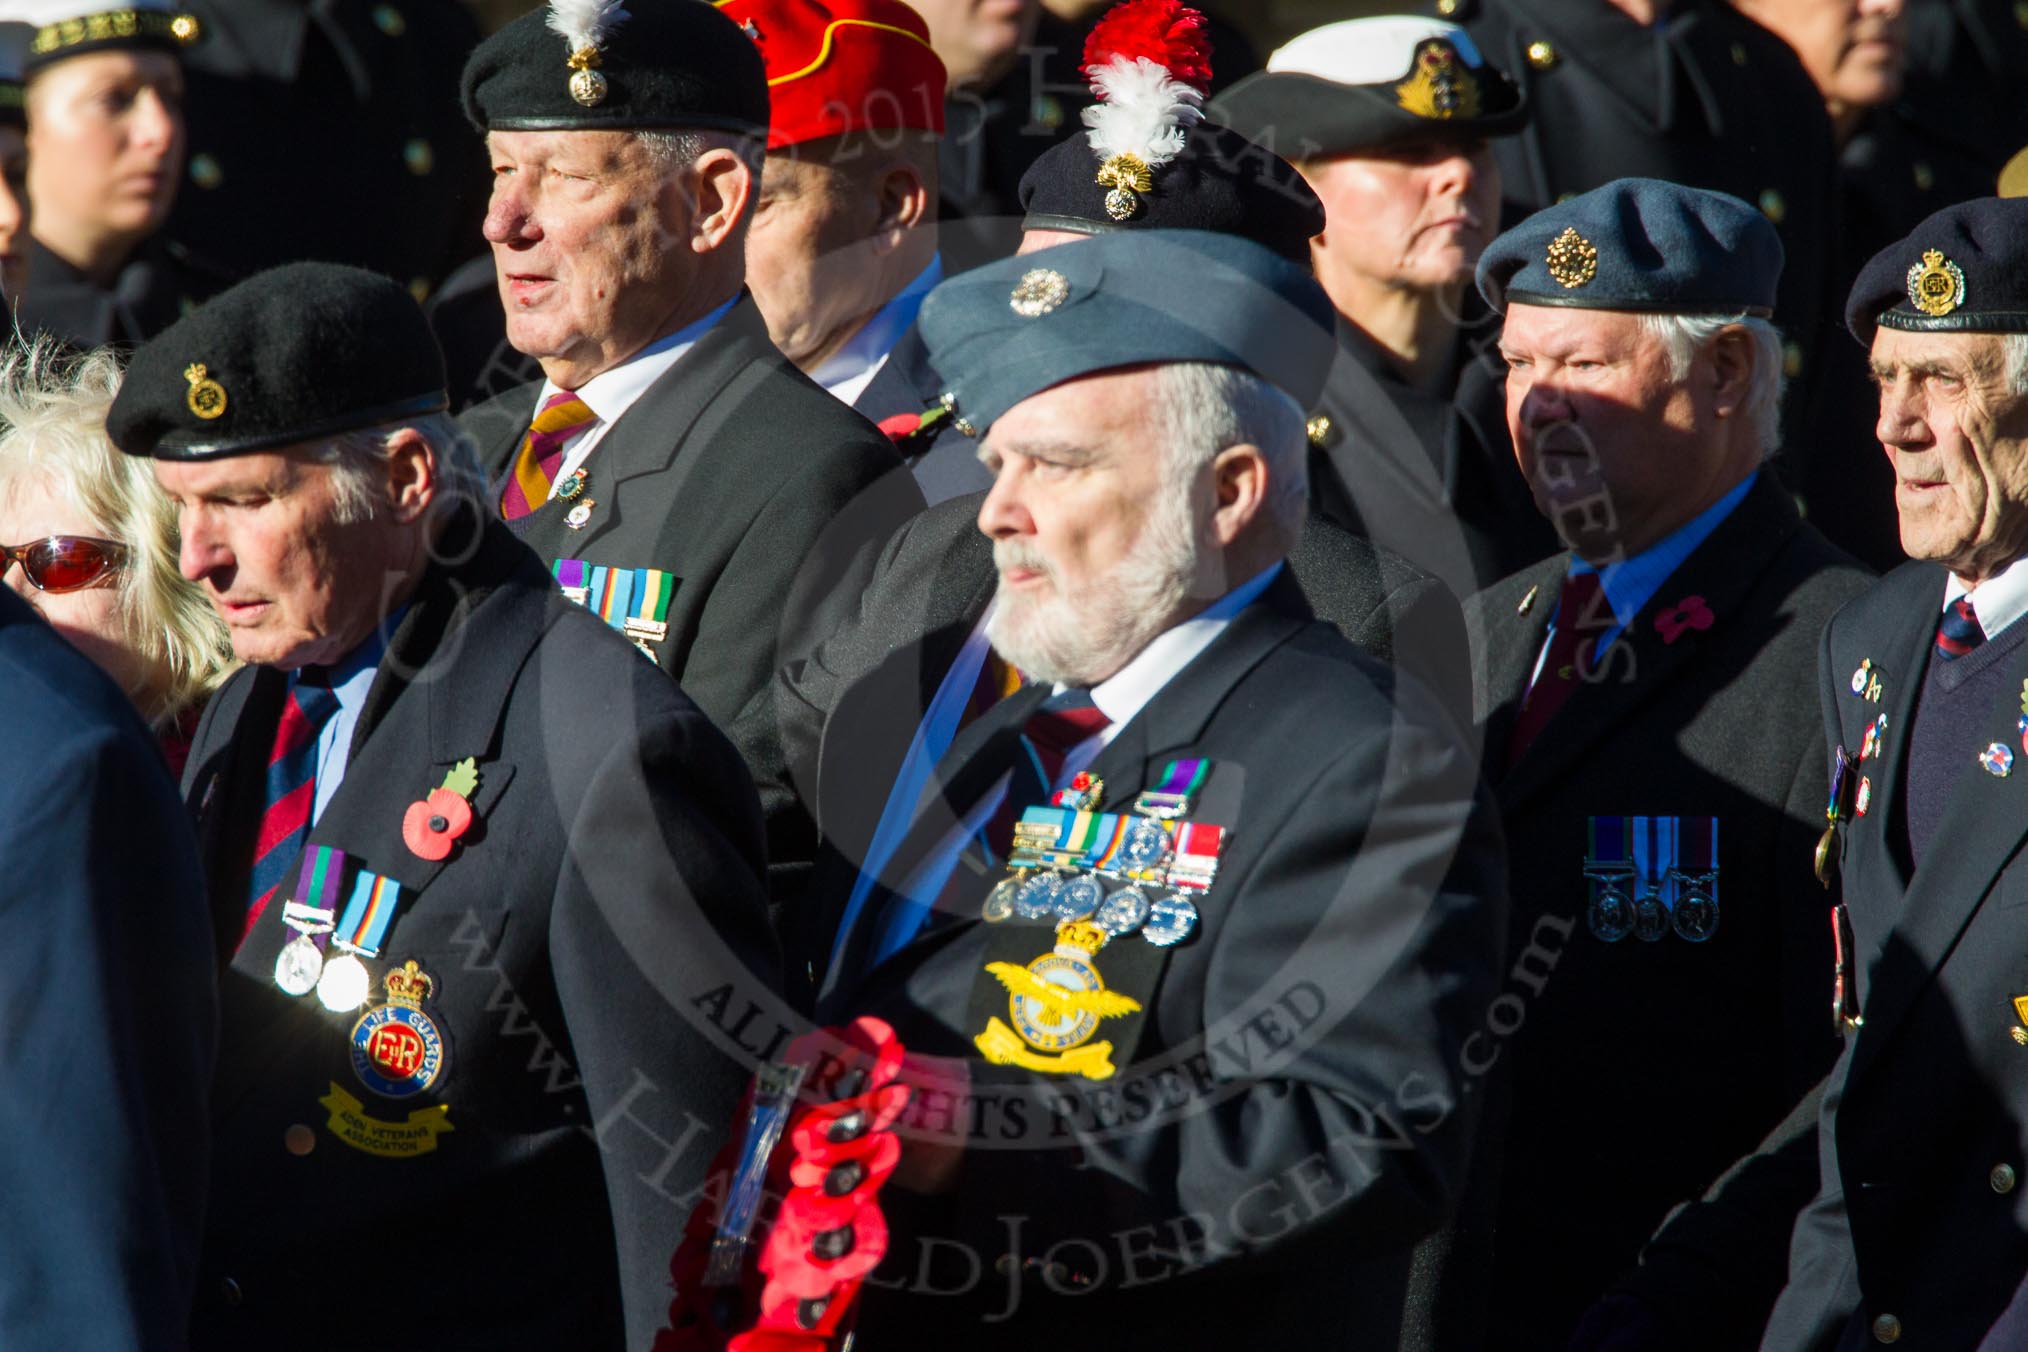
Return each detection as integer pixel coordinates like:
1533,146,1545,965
714,0,947,151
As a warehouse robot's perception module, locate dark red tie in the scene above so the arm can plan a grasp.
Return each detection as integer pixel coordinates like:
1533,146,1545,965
984,691,1112,858
1507,572,1608,765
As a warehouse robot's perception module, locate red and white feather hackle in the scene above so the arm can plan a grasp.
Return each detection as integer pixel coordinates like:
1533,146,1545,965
1078,0,1215,217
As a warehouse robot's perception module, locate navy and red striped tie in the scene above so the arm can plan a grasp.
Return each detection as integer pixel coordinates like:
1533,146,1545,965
1936,595,1986,661
983,691,1113,858
243,673,340,942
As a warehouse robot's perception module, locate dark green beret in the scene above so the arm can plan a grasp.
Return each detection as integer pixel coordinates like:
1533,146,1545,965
917,229,1336,439
109,262,448,461
1845,197,2028,344
0,24,25,129
1476,177,1783,318
1018,121,1325,267
462,0,768,137
1210,17,1524,162
18,1,200,75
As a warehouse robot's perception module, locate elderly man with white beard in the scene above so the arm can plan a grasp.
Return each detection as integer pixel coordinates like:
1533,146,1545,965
794,228,1509,1347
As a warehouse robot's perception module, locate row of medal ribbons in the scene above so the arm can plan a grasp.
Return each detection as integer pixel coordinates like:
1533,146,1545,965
987,806,1225,948
1582,814,1720,944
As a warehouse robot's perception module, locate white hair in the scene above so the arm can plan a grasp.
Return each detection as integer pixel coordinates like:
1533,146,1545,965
311,412,484,524
2004,333,2028,398
635,128,763,183
1150,361,1310,548
1637,313,1785,455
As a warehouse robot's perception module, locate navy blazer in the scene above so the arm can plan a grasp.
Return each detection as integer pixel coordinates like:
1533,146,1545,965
0,586,215,1348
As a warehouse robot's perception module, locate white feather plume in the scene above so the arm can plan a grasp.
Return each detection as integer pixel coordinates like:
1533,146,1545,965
546,0,629,53
1081,57,1204,170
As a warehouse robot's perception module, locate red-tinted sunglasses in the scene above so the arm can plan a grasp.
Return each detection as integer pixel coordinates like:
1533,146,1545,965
0,535,128,593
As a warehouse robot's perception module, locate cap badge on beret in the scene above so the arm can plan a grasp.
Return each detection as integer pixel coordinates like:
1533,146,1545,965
1545,226,1599,289
1096,154,1155,220
1395,39,1481,120
1078,0,1214,223
547,0,628,108
183,363,227,420
1010,269,1071,318
1906,248,1966,318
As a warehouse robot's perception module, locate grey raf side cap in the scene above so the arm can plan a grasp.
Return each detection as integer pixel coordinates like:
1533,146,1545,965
916,228,1337,440
1476,177,1784,318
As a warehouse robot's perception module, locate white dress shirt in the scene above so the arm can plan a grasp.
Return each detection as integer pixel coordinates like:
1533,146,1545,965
532,295,737,498
806,255,943,407
1946,557,2028,640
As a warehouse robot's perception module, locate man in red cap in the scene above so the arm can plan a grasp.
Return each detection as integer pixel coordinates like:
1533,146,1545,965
730,0,951,426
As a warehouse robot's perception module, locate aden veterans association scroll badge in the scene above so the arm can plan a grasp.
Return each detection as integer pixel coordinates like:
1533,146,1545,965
350,959,447,1100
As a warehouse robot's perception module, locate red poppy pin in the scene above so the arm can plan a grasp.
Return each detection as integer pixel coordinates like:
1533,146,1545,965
875,404,950,451
403,757,479,861
1655,595,1715,645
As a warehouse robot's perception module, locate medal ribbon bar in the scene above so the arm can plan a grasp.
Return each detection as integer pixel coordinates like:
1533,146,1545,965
333,870,404,959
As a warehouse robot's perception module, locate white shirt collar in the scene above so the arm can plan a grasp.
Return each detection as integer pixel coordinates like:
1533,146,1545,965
1945,558,2028,639
1070,562,1284,739
808,254,944,406
530,295,737,496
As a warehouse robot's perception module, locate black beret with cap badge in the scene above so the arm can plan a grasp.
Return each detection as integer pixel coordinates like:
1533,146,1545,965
108,262,449,461
461,0,768,137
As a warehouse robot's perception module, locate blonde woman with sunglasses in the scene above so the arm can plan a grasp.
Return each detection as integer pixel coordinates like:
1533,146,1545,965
0,337,233,772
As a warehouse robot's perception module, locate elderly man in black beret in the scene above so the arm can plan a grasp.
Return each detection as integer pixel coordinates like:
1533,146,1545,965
1753,195,2028,1349
455,0,922,766
789,227,1505,1347
1449,178,1872,1348
115,262,780,1351
1214,15,1554,598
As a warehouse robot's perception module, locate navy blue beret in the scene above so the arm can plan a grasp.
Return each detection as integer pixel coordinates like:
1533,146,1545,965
110,263,448,461
1844,197,2028,344
1476,177,1783,318
463,0,767,137
1018,120,1325,267
916,229,1336,439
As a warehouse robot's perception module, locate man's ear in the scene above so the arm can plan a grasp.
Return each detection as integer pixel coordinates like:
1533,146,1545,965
1207,442,1269,547
870,162,932,251
382,427,438,524
688,147,757,254
1707,326,1756,422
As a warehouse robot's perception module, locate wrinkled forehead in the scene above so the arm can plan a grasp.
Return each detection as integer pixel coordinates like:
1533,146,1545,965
484,126,644,168
1867,326,2011,377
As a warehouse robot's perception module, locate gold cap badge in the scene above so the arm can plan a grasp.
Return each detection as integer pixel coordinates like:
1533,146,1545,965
1905,248,1966,317
1395,40,1481,120
566,47,607,107
1545,226,1598,289
1094,153,1153,222
1009,268,1070,318
183,363,227,420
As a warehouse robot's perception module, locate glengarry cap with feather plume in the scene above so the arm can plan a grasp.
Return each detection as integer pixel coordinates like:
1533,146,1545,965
1016,0,1325,266
462,0,769,136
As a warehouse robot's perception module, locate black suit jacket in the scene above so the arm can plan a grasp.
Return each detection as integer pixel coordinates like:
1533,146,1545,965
1458,473,1872,1348
458,296,925,748
183,508,779,1352
0,587,215,1348
734,491,1474,951
1763,560,2028,1348
815,575,1509,1344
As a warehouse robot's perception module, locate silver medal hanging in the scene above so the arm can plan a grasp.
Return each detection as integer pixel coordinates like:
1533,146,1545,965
316,949,373,1012
274,934,325,996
